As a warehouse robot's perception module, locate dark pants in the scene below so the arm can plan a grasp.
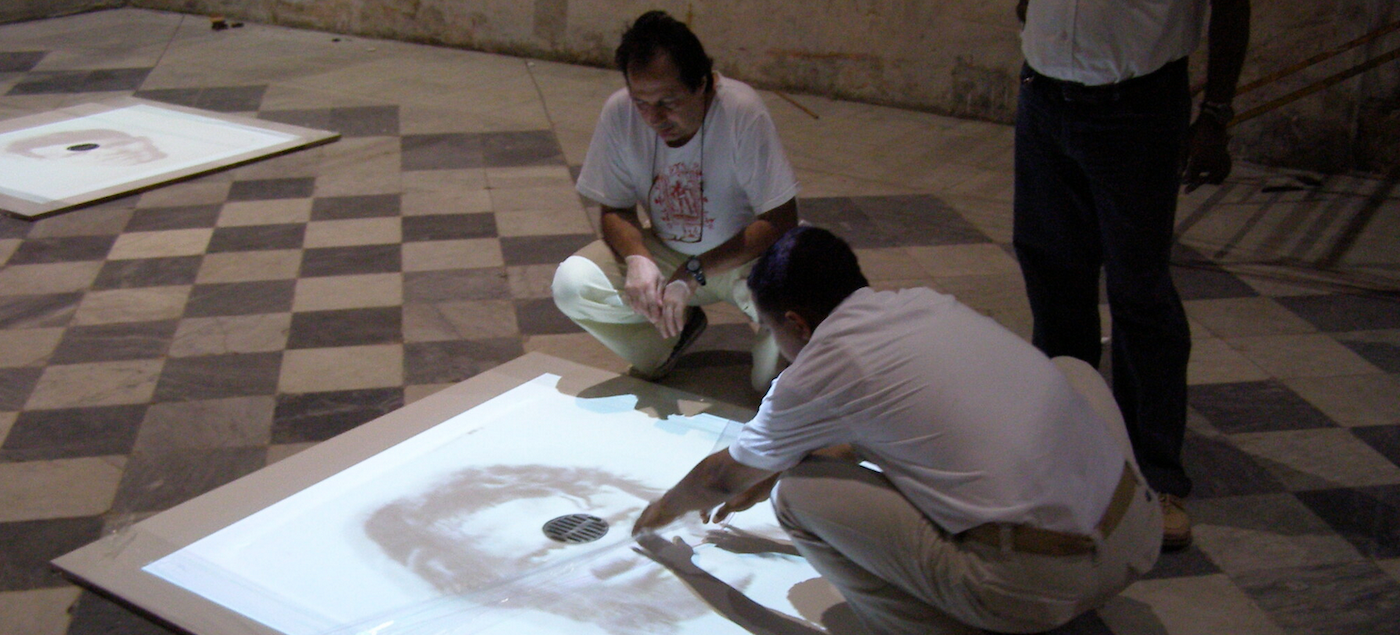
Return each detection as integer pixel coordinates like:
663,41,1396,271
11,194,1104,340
1013,59,1193,497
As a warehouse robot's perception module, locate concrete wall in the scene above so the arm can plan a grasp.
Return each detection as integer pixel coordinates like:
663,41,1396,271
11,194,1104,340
89,1,1400,174
0,0,125,25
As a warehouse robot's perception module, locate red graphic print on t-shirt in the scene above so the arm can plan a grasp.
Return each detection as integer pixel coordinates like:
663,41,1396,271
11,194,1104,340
650,161,709,243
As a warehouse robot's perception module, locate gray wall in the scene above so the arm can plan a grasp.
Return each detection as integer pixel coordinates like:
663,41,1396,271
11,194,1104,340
0,0,125,24
27,0,1400,174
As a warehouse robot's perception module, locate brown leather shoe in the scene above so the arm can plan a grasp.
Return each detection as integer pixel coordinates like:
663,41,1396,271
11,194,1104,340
1160,493,1192,550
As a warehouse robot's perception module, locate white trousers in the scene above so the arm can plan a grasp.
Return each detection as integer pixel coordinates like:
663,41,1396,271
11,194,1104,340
551,234,781,391
771,357,1163,634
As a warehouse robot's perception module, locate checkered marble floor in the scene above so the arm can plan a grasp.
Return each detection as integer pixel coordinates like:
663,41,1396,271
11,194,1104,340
2,8,1399,635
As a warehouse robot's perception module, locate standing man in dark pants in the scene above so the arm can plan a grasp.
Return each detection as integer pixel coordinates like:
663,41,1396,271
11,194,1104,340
1012,0,1250,549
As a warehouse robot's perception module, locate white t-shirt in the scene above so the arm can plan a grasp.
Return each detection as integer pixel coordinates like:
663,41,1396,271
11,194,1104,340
1021,0,1207,86
576,75,798,256
729,287,1127,535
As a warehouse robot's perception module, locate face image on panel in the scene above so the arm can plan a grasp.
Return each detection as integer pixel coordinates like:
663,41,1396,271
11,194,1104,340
364,464,746,634
5,128,167,166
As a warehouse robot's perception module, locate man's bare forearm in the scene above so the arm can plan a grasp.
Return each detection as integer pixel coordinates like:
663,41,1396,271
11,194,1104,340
1205,0,1250,104
670,198,798,283
599,205,653,260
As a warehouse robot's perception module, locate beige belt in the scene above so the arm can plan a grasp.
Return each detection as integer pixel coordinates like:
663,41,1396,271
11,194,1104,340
959,462,1139,557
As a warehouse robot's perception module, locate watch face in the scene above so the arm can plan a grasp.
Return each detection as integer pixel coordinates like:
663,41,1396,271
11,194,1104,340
686,258,700,272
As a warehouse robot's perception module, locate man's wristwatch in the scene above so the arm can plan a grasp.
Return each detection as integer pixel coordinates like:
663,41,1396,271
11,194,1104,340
684,256,706,286
1199,101,1235,126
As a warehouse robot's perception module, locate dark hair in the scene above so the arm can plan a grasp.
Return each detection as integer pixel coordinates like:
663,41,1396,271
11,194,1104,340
614,10,713,92
748,226,868,324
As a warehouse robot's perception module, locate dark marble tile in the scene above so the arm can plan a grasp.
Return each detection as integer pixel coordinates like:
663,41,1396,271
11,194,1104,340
0,214,32,239
691,322,758,353
125,204,222,231
272,387,404,443
311,193,401,220
1041,610,1114,635
1169,246,1260,301
257,108,332,131
184,280,296,317
329,105,400,137
1233,560,1400,635
1188,381,1336,433
0,292,81,328
403,268,509,302
299,244,401,277
800,197,889,249
1180,429,1287,499
112,447,266,513
1140,544,1222,580
7,235,114,264
82,67,152,92
1295,485,1400,559
513,297,581,335
67,590,181,635
207,223,306,252
7,67,150,95
0,516,104,591
499,234,597,266
404,337,524,384
401,213,496,241
134,85,267,112
92,256,203,290
0,51,46,73
152,351,283,402
226,177,316,201
1336,337,1400,373
1353,425,1400,469
401,133,485,170
481,130,565,167
0,367,41,411
1277,293,1400,332
1,404,147,461
287,307,401,349
50,320,177,364
855,194,991,247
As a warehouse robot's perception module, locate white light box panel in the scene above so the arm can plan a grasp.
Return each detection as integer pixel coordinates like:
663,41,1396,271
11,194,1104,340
54,353,843,635
0,98,338,218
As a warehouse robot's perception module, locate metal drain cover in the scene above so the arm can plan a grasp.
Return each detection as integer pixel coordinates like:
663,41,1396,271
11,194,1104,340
542,513,609,544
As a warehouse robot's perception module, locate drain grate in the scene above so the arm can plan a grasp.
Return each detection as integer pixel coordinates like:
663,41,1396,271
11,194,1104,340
542,513,609,544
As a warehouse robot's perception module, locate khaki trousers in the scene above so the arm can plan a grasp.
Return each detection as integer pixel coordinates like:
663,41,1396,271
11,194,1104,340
551,235,781,391
771,357,1162,634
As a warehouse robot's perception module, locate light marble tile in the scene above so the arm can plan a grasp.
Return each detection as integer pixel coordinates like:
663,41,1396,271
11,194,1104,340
136,181,232,208
401,188,495,217
1185,297,1319,338
0,238,19,266
169,314,292,357
523,333,630,375
489,185,586,213
404,383,454,404
293,273,403,311
926,274,1027,312
0,412,16,446
853,248,927,282
485,165,574,189
71,286,191,326
494,209,594,236
401,168,488,192
279,344,404,393
303,217,403,248
1188,338,1272,385
0,456,126,522
217,199,314,226
1228,334,1382,378
312,136,402,197
703,301,754,326
0,328,63,367
505,264,560,299
1379,558,1400,584
403,300,519,341
403,239,504,271
25,359,164,409
906,243,1022,278
25,205,133,237
107,228,213,260
0,587,82,635
1232,428,1400,490
195,250,303,283
1105,574,1286,635
0,261,101,295
1283,374,1400,428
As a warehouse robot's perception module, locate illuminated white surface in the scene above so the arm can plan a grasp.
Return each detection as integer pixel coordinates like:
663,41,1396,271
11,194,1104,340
143,374,834,635
0,104,293,203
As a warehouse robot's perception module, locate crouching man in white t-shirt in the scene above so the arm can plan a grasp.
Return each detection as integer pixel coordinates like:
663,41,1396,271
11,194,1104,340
634,226,1163,635
552,11,799,392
